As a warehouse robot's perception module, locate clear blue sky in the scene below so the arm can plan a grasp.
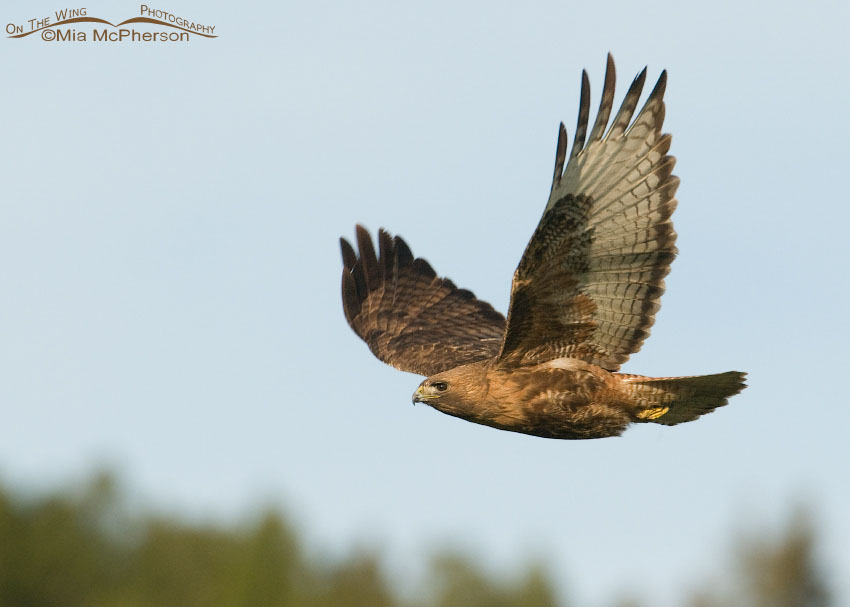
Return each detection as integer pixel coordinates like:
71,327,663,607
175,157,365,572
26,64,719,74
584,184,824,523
1,1,848,604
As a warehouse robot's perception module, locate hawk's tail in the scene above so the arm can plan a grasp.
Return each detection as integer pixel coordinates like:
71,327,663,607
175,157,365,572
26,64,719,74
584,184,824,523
623,371,747,426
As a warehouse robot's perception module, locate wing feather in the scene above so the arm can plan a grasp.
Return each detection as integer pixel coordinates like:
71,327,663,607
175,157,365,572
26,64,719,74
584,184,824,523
499,56,678,370
587,54,617,144
569,71,591,161
341,226,506,376
550,123,567,195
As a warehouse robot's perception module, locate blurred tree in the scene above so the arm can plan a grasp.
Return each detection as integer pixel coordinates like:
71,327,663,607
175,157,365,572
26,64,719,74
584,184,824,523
424,552,558,607
308,550,396,607
736,510,832,607
235,511,300,606
687,510,832,607
0,473,836,607
0,474,122,607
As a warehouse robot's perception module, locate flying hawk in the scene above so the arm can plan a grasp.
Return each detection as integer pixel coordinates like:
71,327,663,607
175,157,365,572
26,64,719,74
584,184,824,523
339,55,746,440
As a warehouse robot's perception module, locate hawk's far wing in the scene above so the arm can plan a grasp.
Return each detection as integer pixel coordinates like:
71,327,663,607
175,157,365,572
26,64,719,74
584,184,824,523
498,55,678,371
341,225,506,376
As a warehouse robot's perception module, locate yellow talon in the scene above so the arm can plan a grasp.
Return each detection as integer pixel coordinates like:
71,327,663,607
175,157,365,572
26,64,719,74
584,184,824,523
637,406,670,420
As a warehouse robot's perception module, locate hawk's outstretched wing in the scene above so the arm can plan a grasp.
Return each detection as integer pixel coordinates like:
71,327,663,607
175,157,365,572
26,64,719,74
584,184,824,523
498,55,678,371
341,225,506,376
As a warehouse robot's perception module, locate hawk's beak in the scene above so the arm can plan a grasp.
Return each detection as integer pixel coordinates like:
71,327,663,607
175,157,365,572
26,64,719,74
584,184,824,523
412,386,430,405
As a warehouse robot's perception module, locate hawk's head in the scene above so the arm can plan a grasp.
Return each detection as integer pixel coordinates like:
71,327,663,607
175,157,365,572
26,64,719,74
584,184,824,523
412,377,451,403
411,363,490,420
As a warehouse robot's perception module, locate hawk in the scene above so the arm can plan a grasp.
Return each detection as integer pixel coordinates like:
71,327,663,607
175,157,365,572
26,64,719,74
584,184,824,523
340,55,746,440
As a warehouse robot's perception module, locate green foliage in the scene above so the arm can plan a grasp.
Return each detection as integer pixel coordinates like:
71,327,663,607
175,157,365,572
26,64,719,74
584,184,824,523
0,473,836,607
688,510,832,607
426,553,557,607
0,474,556,607
739,512,831,607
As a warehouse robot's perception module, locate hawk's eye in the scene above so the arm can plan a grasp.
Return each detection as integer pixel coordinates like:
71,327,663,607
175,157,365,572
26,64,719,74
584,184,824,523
433,381,448,392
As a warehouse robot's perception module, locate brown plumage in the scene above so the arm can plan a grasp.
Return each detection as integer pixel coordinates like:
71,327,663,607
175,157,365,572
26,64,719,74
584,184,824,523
340,55,746,440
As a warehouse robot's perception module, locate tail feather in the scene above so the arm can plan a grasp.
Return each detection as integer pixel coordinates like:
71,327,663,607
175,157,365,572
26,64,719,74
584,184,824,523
624,371,747,426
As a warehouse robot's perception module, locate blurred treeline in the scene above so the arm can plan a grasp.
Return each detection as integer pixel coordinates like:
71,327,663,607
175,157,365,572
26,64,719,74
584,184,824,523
0,472,833,607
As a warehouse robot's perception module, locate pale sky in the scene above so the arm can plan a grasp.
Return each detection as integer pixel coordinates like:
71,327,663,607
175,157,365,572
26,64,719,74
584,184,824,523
1,1,848,605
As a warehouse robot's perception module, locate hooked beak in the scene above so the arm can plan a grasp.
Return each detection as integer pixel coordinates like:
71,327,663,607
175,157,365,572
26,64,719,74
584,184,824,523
412,385,431,405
